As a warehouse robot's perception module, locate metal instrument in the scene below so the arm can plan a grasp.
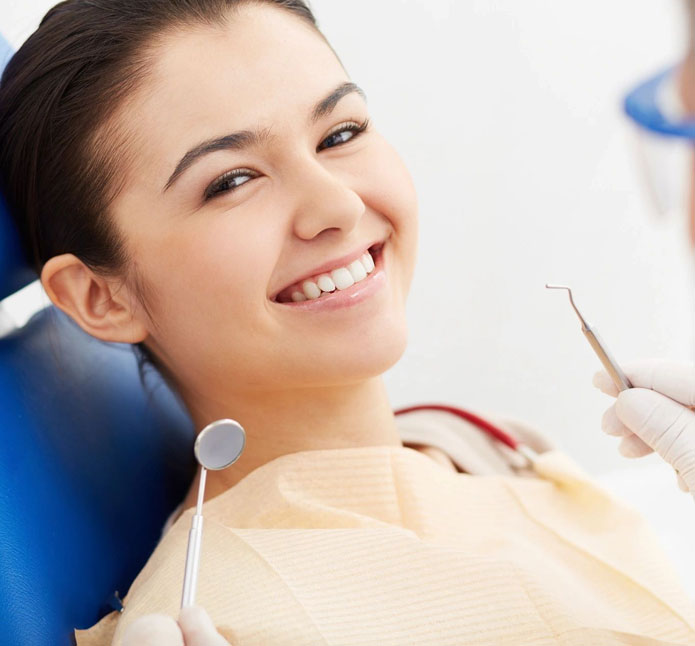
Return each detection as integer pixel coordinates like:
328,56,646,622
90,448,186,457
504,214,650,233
181,418,246,608
545,284,633,392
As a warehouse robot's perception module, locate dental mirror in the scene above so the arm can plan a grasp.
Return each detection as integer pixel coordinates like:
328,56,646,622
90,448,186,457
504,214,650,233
194,418,246,470
181,418,246,608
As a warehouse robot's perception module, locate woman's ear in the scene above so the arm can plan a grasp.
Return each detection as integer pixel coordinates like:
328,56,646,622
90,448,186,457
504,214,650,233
40,253,149,344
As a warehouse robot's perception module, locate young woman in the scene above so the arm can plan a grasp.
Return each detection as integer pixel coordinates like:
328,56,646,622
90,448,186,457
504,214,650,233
1,1,694,644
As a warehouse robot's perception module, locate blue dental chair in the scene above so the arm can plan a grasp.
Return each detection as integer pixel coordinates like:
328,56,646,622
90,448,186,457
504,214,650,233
0,35,196,646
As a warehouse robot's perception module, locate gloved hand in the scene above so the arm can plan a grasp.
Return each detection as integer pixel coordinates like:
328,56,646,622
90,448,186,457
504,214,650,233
121,605,232,646
592,358,695,498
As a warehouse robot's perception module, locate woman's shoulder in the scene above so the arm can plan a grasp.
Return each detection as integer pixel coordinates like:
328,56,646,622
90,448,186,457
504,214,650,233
394,404,556,477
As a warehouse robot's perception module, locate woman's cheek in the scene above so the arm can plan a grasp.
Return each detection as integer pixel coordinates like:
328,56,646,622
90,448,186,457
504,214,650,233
359,137,419,276
361,136,418,230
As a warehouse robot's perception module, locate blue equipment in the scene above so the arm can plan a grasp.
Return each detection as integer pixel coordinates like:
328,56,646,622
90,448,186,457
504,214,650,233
624,65,695,140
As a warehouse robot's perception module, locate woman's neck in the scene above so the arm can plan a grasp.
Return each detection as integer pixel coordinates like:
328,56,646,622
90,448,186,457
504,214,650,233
176,376,402,514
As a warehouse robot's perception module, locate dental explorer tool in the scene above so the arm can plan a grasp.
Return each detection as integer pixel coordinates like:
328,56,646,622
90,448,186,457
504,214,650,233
545,284,633,392
181,418,246,609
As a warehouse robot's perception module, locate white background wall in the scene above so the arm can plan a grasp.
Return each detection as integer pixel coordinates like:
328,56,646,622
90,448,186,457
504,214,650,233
3,0,695,600
1,1,692,478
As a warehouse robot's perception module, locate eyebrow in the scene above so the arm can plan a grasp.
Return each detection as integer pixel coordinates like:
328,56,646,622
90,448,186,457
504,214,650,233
162,81,367,193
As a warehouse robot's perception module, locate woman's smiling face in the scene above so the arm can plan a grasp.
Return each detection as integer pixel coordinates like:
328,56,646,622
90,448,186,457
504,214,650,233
108,3,419,400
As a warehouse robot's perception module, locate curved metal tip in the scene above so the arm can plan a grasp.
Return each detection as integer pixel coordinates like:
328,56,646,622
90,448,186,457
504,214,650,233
545,283,588,327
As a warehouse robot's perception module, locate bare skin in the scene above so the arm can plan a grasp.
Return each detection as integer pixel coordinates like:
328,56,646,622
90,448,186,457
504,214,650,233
679,52,695,114
40,4,423,515
680,49,695,248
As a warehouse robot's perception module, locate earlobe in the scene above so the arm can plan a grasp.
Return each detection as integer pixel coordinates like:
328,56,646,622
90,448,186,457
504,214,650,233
40,253,148,344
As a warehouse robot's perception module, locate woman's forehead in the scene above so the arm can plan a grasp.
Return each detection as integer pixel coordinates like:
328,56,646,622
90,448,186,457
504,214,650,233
144,5,343,117
120,5,347,169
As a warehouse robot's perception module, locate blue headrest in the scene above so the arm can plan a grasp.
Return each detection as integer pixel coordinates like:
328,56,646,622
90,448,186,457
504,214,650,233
0,34,38,300
0,307,196,644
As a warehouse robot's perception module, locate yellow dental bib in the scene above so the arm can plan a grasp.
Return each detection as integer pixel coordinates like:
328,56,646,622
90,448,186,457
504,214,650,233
75,416,695,645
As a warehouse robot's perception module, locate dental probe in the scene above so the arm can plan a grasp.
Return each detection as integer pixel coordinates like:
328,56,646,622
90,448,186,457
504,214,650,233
181,418,246,608
545,284,633,392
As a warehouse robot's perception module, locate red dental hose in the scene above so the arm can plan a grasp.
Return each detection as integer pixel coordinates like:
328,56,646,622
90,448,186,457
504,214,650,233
393,403,537,463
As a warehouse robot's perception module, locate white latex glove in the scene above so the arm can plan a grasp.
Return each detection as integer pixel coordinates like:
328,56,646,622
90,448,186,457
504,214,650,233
592,358,695,499
121,605,232,646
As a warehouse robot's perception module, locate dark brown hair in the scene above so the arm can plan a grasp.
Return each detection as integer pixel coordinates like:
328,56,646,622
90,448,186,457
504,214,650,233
0,0,324,387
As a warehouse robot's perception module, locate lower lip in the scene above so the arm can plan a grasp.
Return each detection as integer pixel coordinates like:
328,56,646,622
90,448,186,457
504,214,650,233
272,247,387,312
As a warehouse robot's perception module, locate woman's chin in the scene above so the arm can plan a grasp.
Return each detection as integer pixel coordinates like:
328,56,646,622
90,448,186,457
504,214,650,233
305,317,409,385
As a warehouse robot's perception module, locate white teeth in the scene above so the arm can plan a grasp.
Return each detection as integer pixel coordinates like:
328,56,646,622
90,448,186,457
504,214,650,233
347,259,367,282
317,274,336,292
362,251,375,273
331,267,355,290
301,280,321,300
280,248,379,302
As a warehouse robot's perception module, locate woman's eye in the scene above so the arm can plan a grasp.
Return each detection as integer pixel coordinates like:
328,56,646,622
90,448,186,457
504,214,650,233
203,118,370,201
318,118,370,151
204,169,256,201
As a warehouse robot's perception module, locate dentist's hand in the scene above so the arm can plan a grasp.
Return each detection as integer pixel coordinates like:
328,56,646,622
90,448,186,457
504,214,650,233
121,605,232,646
592,358,695,496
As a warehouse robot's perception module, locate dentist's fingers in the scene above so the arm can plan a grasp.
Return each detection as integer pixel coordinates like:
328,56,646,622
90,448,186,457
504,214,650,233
178,605,231,646
617,433,654,458
592,369,620,397
615,387,695,491
601,404,633,437
122,614,184,646
601,402,654,456
593,359,695,407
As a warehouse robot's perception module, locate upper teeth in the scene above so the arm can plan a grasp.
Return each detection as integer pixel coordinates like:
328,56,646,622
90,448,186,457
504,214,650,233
288,250,376,302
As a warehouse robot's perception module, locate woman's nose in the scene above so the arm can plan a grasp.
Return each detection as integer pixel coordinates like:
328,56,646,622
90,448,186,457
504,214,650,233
289,158,366,240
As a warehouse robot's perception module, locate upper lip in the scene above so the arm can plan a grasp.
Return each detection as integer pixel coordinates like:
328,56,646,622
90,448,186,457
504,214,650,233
270,238,385,301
